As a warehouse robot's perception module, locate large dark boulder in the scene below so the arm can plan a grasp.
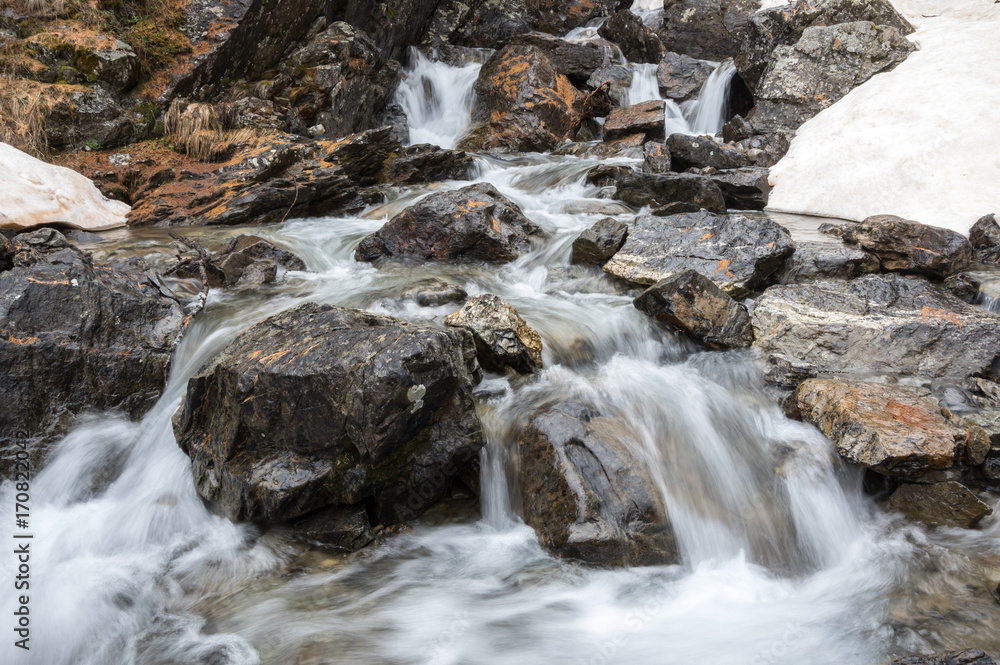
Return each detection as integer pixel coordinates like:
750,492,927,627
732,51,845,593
505,32,609,87
706,166,772,210
613,172,727,216
382,144,475,185
667,133,751,171
848,214,972,279
778,241,880,283
736,0,914,94
656,52,717,102
597,10,664,64
751,21,915,132
173,303,485,524
444,294,542,374
604,211,794,297
634,269,753,348
355,183,544,264
753,274,1000,381
1,230,183,477
516,399,679,566
458,44,582,153
651,0,762,61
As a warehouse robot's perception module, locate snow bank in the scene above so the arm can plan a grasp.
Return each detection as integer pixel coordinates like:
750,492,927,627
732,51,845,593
0,143,129,232
766,0,1000,234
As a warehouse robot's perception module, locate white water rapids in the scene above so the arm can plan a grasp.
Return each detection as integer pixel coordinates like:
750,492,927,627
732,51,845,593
3,45,1000,665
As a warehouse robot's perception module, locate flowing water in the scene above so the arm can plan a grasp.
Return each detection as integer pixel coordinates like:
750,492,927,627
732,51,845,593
4,44,1000,665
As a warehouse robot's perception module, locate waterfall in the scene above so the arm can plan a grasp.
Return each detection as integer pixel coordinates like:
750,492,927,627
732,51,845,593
394,49,482,149
625,60,737,137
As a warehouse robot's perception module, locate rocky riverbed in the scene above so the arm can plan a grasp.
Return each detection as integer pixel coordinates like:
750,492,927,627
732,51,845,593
1,0,999,664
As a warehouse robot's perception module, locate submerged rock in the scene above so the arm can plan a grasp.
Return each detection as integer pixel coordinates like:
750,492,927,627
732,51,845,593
846,214,972,279
796,379,966,477
570,217,629,267
613,172,727,216
604,100,668,142
888,482,993,528
355,183,544,265
1,230,183,476
604,211,795,297
633,269,753,348
173,303,484,524
444,294,542,374
753,274,1000,381
516,399,679,566
400,279,468,307
289,504,375,551
175,235,306,288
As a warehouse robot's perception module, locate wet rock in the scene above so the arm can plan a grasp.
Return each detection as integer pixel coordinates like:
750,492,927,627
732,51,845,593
1,230,183,477
400,279,468,307
570,217,629,267
706,166,771,210
892,651,998,665
604,100,667,142
175,235,306,288
656,52,716,102
516,399,679,566
764,355,818,390
633,269,753,348
506,32,609,87
736,0,914,95
667,134,750,171
642,142,672,174
753,274,1000,381
778,241,880,283
796,379,966,477
613,172,726,216
969,213,1000,265
458,44,582,153
963,411,1000,447
652,0,762,61
888,482,993,528
174,303,485,523
847,214,972,279
751,21,915,132
722,115,753,143
382,144,475,185
586,64,633,106
289,504,374,551
444,294,542,374
355,183,544,265
604,211,794,297
597,10,664,64
586,164,634,189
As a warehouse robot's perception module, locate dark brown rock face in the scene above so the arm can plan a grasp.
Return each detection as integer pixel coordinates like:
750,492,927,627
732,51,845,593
1,230,183,477
382,144,475,185
516,399,679,566
604,100,667,142
173,303,485,524
653,0,762,61
888,482,993,528
604,211,795,297
667,134,750,171
458,45,582,153
355,183,544,265
706,167,772,211
634,269,753,348
753,274,1000,382
613,172,727,216
848,214,972,279
570,217,629,266
597,10,664,64
505,32,609,87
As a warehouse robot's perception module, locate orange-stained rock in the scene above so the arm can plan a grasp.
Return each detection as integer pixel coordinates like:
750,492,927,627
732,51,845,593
458,44,583,153
603,100,666,142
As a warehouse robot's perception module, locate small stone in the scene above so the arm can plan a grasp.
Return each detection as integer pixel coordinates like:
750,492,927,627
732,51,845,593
400,279,468,307
642,142,672,174
570,217,629,267
445,294,543,374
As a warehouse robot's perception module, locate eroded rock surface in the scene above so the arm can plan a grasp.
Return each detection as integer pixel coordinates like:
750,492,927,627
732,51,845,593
445,294,542,374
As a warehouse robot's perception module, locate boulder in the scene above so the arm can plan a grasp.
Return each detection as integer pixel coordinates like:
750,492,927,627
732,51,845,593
586,164,634,188
613,172,726,216
604,100,667,142
642,142,672,174
570,217,629,267
667,133,750,171
969,213,1000,265
963,410,1000,447
888,482,993,528
289,505,374,551
444,294,542,374
893,652,997,665
706,166,771,210
458,45,582,153
26,28,140,93
355,183,544,265
847,214,972,279
652,0,762,61
382,144,475,185
44,85,143,151
753,274,1000,381
506,32,609,87
586,64,633,106
597,10,663,64
173,303,485,523
656,52,717,102
633,269,753,348
1,230,183,477
516,399,679,566
796,379,966,477
604,211,794,296
735,0,914,94
0,143,130,231
778,241,880,283
400,278,468,307
751,21,915,132
174,235,306,288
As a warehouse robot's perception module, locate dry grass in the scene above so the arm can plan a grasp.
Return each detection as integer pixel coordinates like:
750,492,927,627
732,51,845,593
6,0,67,17
164,100,276,162
0,79,50,157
